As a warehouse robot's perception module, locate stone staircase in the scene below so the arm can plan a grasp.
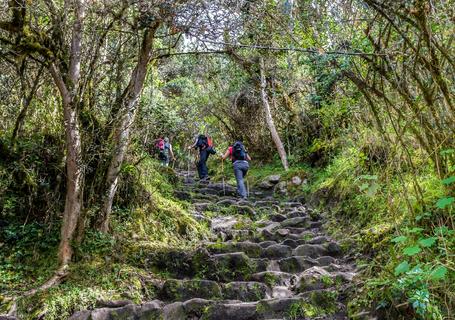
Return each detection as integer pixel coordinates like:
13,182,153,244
70,171,356,320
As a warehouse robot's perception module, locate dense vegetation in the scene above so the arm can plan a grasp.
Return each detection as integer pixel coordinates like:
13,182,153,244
0,0,453,319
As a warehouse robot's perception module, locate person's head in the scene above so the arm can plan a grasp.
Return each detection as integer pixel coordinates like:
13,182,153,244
164,137,169,143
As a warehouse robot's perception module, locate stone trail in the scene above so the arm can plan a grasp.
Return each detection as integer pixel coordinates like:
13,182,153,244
70,171,357,320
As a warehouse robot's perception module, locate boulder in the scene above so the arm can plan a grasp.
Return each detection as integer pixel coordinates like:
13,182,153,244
291,176,302,185
273,181,288,195
258,175,281,189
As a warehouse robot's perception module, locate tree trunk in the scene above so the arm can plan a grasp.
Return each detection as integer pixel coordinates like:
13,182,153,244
11,65,44,146
98,23,159,232
50,0,85,266
259,57,289,171
50,63,84,266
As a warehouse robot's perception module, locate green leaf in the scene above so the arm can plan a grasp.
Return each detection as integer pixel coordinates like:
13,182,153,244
415,212,432,222
359,183,369,191
391,235,407,243
367,182,379,196
394,260,410,276
408,227,424,234
429,266,447,281
440,148,454,156
359,175,378,180
442,176,455,185
418,237,437,248
403,246,421,256
436,197,455,209
434,226,455,236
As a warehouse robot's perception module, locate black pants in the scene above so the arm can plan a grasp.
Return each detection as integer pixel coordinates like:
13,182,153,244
197,149,209,179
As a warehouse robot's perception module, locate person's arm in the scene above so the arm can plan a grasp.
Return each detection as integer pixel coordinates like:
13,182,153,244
169,145,175,160
246,153,252,161
187,137,198,149
221,149,230,160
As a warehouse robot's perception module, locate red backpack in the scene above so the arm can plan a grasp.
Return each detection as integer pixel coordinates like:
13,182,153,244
155,138,165,151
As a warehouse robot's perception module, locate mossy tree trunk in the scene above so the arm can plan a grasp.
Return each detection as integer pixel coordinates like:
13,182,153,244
98,22,160,233
48,0,86,266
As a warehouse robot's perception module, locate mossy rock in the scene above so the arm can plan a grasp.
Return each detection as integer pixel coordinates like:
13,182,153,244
206,241,262,257
207,252,256,282
308,290,338,313
160,279,222,301
278,256,317,273
222,281,270,301
256,297,304,319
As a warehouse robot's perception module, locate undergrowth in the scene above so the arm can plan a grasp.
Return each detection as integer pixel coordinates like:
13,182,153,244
0,148,207,319
302,140,454,319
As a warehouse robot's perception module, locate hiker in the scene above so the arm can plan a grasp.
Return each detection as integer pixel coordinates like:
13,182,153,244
221,140,251,199
155,137,175,167
188,134,216,180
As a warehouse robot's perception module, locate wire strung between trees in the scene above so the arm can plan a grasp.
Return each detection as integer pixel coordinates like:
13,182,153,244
198,38,400,57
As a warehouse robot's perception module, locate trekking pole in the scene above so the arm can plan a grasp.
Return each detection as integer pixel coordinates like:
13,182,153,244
246,176,250,198
221,158,226,195
187,153,190,178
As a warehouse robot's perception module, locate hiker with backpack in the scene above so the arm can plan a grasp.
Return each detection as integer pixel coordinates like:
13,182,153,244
155,137,175,167
188,134,216,181
220,140,251,199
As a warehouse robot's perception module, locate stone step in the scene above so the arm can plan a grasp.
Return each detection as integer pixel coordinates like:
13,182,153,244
159,279,271,302
199,297,310,320
293,242,342,258
69,300,164,320
223,281,272,301
280,216,309,228
70,293,347,320
160,279,222,301
206,241,263,258
250,271,298,287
